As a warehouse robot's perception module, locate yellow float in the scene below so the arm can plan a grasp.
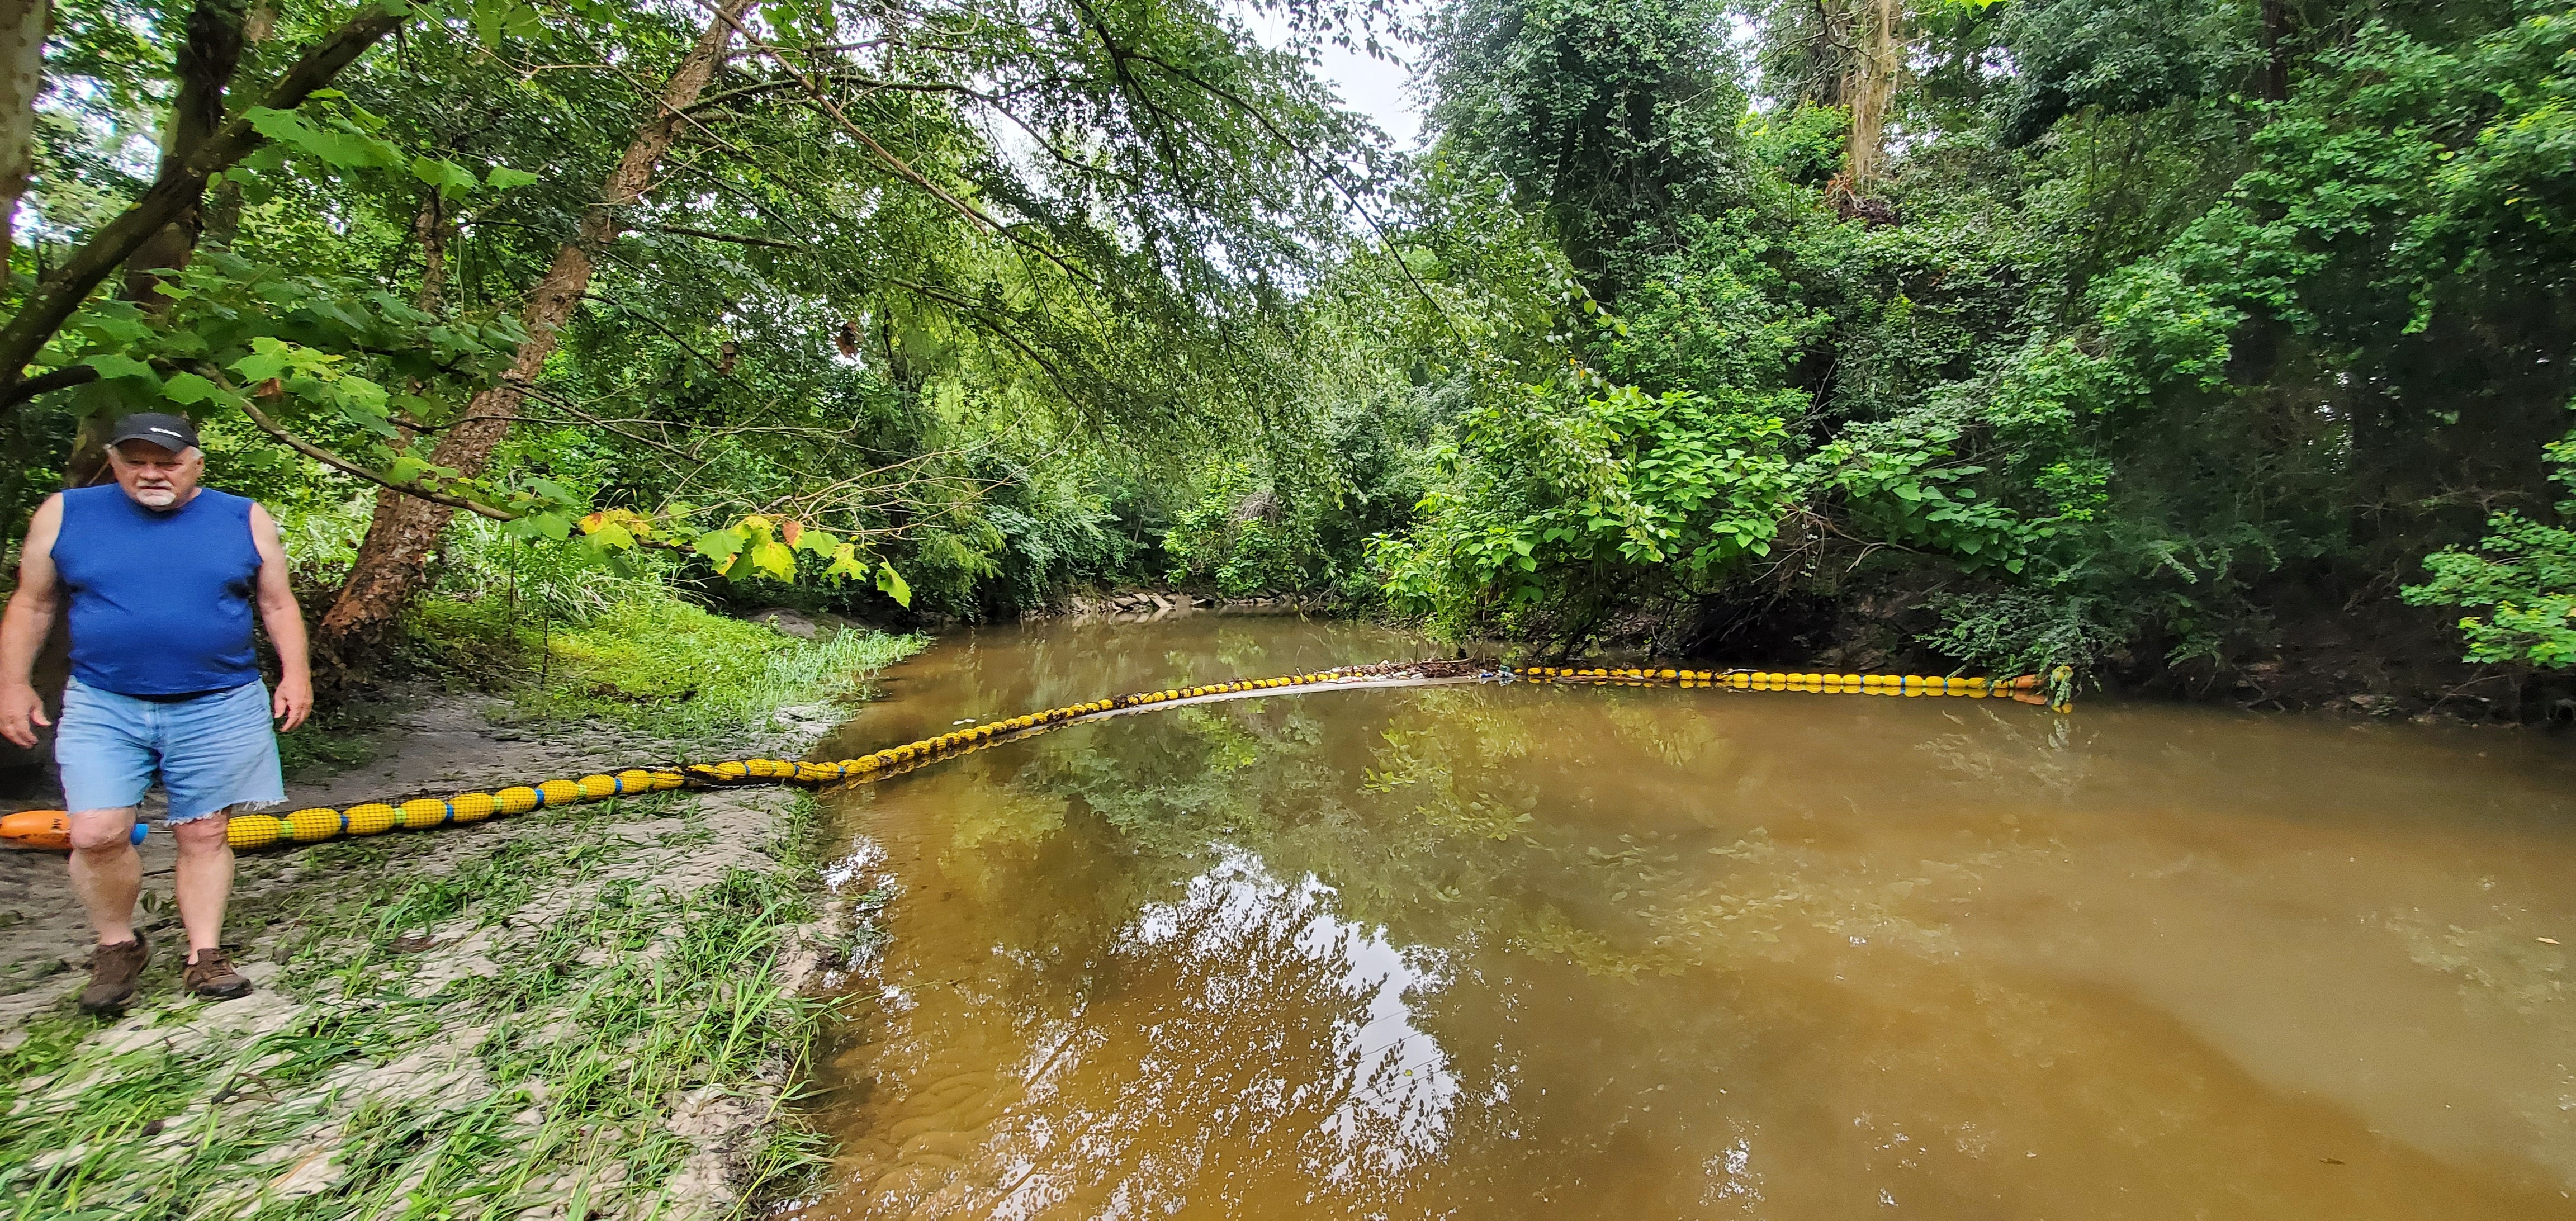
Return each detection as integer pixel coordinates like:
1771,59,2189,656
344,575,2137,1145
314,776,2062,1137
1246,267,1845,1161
0,659,2070,853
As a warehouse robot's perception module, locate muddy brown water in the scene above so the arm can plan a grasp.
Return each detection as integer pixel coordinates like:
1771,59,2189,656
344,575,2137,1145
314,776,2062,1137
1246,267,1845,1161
782,614,2576,1219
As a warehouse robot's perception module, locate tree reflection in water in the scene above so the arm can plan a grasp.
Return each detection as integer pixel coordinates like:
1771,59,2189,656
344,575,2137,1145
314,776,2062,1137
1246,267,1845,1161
790,616,2576,1220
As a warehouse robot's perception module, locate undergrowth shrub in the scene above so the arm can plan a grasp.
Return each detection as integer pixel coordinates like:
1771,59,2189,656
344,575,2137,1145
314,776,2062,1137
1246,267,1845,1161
1917,589,2130,680
1163,461,1333,597
390,517,924,736
2405,412,2576,670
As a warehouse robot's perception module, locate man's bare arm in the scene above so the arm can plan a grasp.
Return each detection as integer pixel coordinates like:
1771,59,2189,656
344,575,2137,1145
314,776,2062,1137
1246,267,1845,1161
1,496,65,748
249,504,311,732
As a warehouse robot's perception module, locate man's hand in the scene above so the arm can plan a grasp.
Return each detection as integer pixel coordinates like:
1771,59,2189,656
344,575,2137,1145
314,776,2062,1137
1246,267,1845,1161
0,495,64,750
248,503,312,735
0,682,50,749
272,676,312,733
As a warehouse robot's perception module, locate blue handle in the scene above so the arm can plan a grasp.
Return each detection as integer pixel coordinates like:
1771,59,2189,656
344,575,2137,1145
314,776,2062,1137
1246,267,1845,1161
129,822,148,845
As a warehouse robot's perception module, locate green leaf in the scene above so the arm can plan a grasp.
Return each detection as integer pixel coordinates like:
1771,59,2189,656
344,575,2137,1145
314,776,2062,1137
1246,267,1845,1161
824,542,866,581
694,527,747,562
793,526,839,556
410,155,482,200
386,453,432,484
78,314,152,346
244,106,306,143
230,339,299,383
159,372,234,407
80,354,159,385
877,562,912,607
333,375,390,415
485,165,539,191
750,538,797,580
246,106,401,169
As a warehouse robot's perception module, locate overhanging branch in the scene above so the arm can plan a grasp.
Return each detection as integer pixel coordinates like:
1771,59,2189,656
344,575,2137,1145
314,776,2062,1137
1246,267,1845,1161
234,394,519,522
684,0,1104,290
645,223,810,249
0,6,405,398
0,364,101,407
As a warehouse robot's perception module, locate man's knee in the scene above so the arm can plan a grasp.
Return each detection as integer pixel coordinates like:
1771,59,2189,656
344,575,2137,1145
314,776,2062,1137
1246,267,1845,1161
173,813,233,853
66,809,138,855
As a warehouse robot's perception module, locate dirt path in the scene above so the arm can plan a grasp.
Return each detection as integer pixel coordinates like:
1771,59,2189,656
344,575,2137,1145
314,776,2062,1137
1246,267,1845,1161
0,683,859,1219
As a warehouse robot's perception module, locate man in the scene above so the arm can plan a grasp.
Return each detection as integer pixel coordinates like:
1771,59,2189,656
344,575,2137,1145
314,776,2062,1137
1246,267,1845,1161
0,413,312,1014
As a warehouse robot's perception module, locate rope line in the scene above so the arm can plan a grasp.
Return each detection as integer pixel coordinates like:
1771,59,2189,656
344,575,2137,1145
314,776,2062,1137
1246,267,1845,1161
0,661,2075,853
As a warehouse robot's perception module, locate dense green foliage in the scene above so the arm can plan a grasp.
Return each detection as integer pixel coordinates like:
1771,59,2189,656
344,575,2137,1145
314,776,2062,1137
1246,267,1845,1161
2406,413,2576,668
1338,0,2576,694
6,0,2574,702
4,0,1390,622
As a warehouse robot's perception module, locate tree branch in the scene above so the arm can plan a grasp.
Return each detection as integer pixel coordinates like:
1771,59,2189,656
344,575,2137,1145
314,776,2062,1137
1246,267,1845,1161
233,394,519,522
1117,45,1458,338
0,4,404,397
645,223,809,249
684,71,995,114
684,0,1103,290
0,363,99,407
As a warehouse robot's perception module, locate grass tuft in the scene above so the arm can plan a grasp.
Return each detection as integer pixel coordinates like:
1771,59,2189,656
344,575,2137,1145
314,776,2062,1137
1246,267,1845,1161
0,790,851,1219
409,593,922,745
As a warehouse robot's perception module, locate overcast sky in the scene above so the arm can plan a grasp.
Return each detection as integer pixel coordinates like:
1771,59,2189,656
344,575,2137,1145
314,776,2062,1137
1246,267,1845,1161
1311,40,1426,148
1238,7,1429,149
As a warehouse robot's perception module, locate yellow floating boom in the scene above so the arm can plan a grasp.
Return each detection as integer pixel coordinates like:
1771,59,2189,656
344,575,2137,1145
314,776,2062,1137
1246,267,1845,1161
1520,664,2072,708
190,660,2072,853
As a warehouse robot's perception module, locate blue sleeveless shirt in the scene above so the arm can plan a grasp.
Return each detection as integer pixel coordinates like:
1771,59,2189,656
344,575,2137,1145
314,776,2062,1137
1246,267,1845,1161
53,485,264,697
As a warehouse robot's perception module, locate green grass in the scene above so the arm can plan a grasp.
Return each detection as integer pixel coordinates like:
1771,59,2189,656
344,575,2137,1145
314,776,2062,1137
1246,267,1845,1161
0,791,852,1220
272,504,929,755
408,590,923,746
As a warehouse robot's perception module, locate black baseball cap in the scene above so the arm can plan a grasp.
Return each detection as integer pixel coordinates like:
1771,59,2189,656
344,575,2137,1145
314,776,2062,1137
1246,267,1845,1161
107,413,199,453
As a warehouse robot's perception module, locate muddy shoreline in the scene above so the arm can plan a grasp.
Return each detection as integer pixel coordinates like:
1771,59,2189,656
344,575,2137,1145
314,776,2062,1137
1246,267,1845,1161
0,682,864,1218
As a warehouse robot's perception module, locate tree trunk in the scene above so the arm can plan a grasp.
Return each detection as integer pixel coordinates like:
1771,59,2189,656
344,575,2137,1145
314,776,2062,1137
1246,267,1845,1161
316,0,759,665
1801,0,1853,107
197,0,276,251
49,0,248,488
0,0,44,272
410,191,448,315
318,193,452,685
121,0,244,310
1841,0,1900,190
2258,0,2293,103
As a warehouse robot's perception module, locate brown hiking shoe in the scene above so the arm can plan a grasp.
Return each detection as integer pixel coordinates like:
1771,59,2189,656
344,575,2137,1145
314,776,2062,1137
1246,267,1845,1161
182,948,252,1001
78,935,150,1015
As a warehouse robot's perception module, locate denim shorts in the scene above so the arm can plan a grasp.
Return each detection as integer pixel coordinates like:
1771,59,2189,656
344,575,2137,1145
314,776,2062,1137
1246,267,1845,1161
56,678,285,822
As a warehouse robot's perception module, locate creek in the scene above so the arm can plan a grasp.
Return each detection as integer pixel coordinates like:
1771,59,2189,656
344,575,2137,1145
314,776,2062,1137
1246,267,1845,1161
782,613,2576,1219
